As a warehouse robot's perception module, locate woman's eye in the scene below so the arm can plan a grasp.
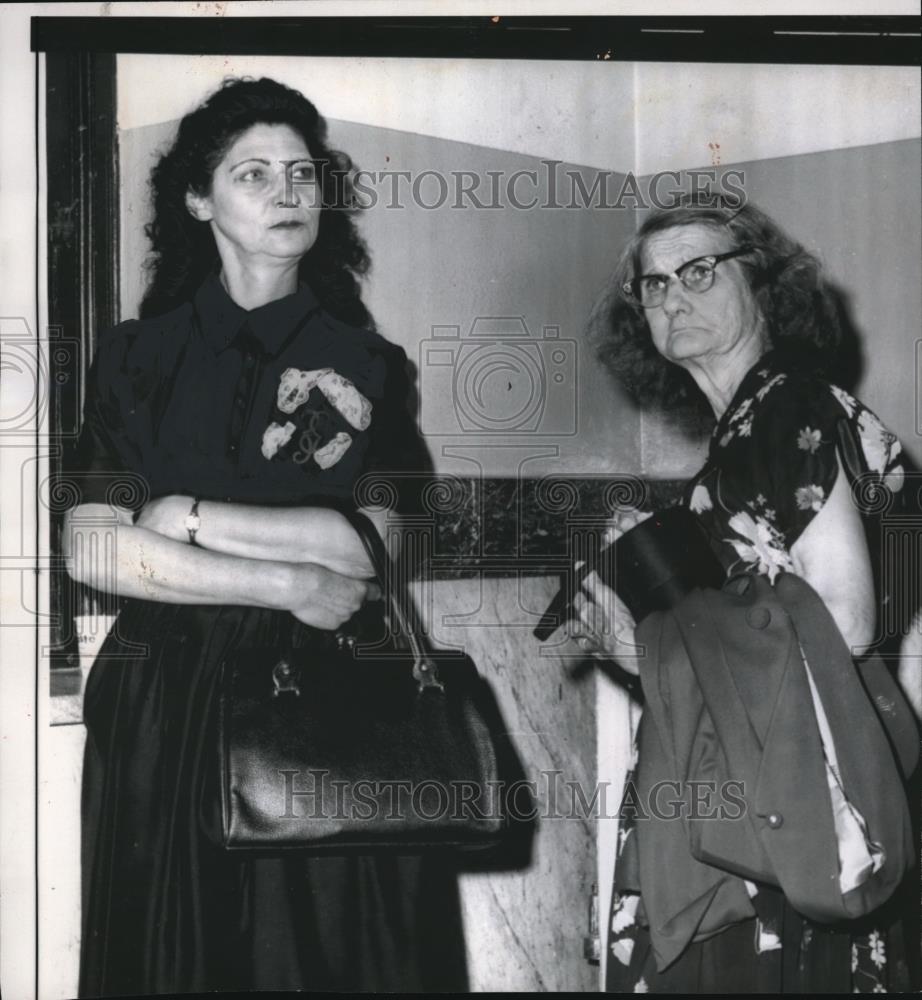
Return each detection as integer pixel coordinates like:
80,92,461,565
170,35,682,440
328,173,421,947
238,168,264,182
683,264,713,286
291,167,315,182
640,276,667,295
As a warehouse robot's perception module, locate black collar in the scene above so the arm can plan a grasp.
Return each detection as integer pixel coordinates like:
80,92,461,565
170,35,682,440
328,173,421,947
194,271,321,356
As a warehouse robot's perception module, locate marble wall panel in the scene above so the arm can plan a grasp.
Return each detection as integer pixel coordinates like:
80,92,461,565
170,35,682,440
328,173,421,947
411,575,598,992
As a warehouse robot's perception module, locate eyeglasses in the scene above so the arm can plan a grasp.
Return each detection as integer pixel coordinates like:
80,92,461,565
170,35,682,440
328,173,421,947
622,246,756,309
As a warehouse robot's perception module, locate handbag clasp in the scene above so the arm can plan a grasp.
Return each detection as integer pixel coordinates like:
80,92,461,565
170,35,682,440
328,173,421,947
413,657,445,694
272,658,301,697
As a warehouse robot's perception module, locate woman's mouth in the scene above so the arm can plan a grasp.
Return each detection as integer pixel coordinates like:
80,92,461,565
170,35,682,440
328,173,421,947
270,221,305,229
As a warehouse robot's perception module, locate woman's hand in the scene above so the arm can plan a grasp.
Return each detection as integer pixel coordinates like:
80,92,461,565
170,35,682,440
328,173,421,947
602,507,654,548
568,508,653,676
136,495,188,542
283,562,382,631
570,571,641,675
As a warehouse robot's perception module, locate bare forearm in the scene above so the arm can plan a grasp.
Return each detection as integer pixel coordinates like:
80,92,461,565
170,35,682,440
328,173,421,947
897,621,922,721
199,502,379,574
792,456,876,656
65,516,291,608
140,496,379,575
820,594,876,656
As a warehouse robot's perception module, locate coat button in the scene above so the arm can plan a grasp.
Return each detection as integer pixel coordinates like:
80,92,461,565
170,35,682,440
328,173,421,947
746,606,772,629
766,812,784,829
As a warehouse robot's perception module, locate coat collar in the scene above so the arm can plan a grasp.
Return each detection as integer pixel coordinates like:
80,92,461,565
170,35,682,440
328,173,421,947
193,270,321,356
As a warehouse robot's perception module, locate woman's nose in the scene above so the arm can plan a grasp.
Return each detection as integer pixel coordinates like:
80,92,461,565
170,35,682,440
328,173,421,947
661,275,691,315
274,169,300,208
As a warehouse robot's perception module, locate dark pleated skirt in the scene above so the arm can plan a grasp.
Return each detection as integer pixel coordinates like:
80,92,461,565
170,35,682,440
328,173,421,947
79,600,468,997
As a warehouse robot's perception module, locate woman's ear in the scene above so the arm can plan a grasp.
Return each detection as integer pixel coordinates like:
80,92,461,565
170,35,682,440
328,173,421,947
185,189,213,222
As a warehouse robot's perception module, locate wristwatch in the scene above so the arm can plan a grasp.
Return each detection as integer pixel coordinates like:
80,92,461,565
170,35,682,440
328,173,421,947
185,497,202,546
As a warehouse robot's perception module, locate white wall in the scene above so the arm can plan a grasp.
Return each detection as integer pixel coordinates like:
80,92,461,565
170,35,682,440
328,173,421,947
118,55,922,174
117,54,638,172
632,62,920,175
116,55,921,175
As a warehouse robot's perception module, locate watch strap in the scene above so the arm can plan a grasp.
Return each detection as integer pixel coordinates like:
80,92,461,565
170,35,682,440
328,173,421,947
185,497,202,546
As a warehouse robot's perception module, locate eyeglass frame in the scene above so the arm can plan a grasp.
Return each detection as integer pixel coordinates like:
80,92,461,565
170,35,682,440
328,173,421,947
622,245,757,309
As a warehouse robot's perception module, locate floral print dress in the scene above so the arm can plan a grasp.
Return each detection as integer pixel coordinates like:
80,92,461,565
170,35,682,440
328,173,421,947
606,352,915,994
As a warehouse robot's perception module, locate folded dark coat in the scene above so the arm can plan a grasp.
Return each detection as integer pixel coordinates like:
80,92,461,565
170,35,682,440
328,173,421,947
619,571,918,972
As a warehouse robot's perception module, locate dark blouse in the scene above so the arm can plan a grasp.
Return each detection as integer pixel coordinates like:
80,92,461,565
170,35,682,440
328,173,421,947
71,277,464,997
70,273,429,511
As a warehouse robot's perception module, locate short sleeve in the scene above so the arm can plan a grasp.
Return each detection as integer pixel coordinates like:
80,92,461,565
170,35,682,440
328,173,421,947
366,345,433,477
717,373,847,551
65,325,149,512
697,365,906,584
360,345,433,514
827,383,905,494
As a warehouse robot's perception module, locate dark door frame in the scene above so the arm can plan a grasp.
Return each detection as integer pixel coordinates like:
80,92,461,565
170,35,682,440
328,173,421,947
46,51,119,678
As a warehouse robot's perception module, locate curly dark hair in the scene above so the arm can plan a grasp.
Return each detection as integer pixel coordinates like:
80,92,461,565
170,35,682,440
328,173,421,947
140,76,374,328
592,195,844,410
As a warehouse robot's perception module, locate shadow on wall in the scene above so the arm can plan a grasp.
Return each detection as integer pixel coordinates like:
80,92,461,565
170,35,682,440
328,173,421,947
825,280,865,394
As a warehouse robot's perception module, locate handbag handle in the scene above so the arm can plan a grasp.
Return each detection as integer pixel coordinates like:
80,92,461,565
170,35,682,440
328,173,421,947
340,509,444,693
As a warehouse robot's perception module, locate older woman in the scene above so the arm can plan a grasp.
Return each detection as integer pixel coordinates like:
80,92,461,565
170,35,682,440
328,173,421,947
64,77,464,995
573,198,919,993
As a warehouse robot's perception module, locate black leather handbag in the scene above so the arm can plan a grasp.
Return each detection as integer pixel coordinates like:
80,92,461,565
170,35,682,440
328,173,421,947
608,505,726,624
204,509,509,852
